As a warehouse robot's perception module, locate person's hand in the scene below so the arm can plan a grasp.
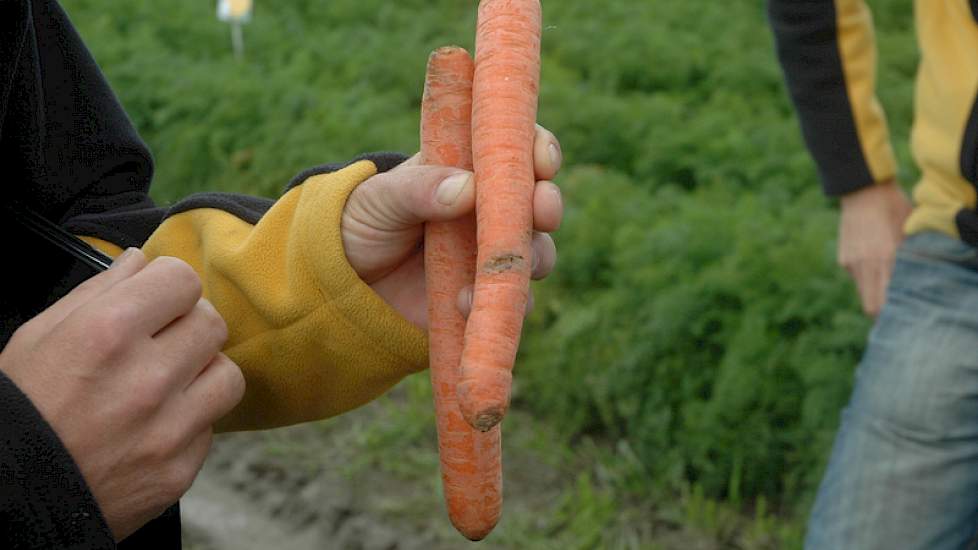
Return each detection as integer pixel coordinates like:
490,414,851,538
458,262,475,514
342,125,563,328
837,179,913,317
0,249,245,541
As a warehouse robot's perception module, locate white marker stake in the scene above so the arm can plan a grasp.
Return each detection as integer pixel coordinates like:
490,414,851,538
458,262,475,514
231,21,244,58
217,0,253,59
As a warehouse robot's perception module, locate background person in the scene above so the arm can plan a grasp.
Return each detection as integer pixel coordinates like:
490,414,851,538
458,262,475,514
769,1,978,548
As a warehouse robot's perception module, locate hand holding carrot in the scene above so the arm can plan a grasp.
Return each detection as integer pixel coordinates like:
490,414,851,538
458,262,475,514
340,125,562,329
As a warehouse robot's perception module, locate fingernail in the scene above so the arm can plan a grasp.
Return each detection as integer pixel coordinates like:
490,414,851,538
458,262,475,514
436,173,472,206
110,247,138,269
548,143,562,170
549,184,563,208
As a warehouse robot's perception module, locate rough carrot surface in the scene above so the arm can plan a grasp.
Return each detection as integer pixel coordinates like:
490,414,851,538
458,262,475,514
422,46,503,541
458,0,543,432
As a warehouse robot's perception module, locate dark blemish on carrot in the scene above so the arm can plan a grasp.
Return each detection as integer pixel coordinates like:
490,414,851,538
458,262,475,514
483,254,525,273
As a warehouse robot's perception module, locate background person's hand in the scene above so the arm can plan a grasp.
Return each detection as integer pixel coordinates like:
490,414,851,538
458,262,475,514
837,179,913,317
0,249,245,541
342,125,563,328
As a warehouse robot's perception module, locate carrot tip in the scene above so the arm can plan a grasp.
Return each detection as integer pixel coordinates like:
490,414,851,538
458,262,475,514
455,521,497,542
473,407,505,432
458,372,511,431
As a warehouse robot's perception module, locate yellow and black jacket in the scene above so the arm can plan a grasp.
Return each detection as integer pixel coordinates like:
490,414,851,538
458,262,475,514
0,0,425,547
769,0,978,243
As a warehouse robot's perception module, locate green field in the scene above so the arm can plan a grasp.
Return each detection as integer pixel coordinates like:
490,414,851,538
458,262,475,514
65,0,918,547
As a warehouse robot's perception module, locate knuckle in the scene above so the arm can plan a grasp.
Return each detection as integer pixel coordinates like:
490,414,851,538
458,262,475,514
155,257,202,297
359,170,399,198
10,320,42,347
190,356,245,416
345,189,369,221
70,274,103,296
91,303,133,331
129,381,166,415
345,182,386,227
198,302,229,348
147,428,182,463
212,318,230,349
162,462,196,502
165,436,210,500
86,308,135,356
220,356,247,404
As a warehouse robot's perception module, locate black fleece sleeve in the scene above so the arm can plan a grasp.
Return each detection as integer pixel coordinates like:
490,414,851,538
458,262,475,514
2,0,406,248
767,0,896,196
0,0,162,243
0,1,179,546
0,372,115,549
1,2,412,545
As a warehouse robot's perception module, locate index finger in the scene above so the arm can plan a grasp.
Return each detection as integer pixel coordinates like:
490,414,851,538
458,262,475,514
93,256,204,337
33,248,148,332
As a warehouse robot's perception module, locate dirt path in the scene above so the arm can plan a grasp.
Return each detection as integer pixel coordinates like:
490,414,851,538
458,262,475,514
179,392,726,550
182,472,321,550
181,419,445,550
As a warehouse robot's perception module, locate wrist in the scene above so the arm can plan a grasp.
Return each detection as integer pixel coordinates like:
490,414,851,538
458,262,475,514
839,179,899,210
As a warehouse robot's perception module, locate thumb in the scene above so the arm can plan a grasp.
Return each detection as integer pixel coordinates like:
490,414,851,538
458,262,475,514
346,165,475,231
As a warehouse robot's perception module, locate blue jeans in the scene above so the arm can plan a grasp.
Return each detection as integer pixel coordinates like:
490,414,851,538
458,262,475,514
806,232,978,549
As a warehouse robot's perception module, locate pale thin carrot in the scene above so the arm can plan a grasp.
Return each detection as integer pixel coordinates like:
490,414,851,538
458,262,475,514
458,0,543,432
422,46,502,541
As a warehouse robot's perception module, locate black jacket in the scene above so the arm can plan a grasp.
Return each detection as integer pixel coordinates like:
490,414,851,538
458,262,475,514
1,0,178,547
0,2,420,547
768,0,978,242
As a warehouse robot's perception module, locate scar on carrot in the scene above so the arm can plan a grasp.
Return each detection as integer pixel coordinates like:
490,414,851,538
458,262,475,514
483,254,525,273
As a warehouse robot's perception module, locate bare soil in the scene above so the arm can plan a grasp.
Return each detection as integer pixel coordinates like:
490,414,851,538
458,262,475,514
181,394,725,550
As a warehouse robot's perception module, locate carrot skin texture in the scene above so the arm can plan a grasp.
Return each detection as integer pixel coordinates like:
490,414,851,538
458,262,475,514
458,0,543,432
422,46,503,541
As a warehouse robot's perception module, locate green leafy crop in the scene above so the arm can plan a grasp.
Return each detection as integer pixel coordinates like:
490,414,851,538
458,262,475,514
67,0,916,527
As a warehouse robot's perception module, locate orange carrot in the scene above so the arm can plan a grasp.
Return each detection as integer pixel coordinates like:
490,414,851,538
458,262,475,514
458,0,542,432
422,46,503,541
